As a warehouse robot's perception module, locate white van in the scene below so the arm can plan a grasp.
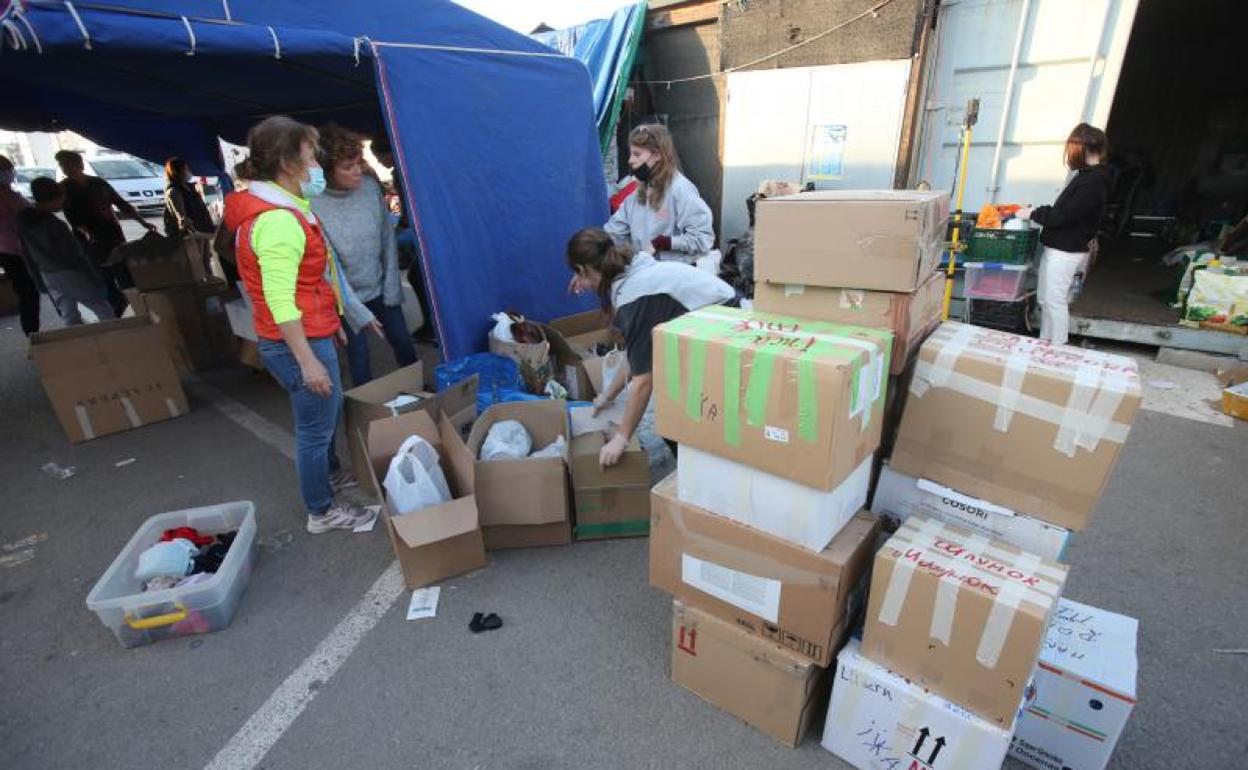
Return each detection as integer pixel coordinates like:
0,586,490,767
81,155,165,214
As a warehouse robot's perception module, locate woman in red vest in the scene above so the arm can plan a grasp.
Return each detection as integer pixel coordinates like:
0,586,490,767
223,116,375,534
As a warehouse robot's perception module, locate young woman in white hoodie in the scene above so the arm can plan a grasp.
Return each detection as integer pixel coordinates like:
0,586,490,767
566,227,733,467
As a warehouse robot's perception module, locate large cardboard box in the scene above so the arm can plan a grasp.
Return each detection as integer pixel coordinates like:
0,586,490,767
31,316,189,443
871,462,1071,562
466,400,571,549
755,190,949,293
364,410,486,589
1010,598,1138,770
823,638,1013,770
344,364,478,497
653,305,891,491
671,601,827,748
677,445,871,552
755,269,945,376
570,430,650,540
891,322,1143,531
650,474,878,667
125,282,234,373
545,310,624,401
125,236,209,291
861,516,1069,728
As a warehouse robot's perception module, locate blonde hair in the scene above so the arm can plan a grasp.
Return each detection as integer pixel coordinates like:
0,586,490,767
629,123,679,212
236,116,319,182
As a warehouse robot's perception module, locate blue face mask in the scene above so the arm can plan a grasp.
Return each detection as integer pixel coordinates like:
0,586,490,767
301,167,326,198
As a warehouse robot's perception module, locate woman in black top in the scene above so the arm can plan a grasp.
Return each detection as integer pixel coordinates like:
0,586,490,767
163,157,215,238
1019,124,1112,344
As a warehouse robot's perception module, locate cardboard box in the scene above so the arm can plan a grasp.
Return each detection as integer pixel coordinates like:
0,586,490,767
30,316,189,443
671,601,827,748
1010,598,1138,770
677,445,871,552
755,269,945,376
650,474,879,667
755,190,949,293
125,282,233,373
224,297,257,343
861,516,1069,728
871,462,1071,562
125,236,209,291
364,410,486,589
466,400,571,549
823,638,1013,770
891,322,1143,531
545,310,624,401
344,364,478,498
1222,380,1248,420
570,430,650,540
653,305,892,491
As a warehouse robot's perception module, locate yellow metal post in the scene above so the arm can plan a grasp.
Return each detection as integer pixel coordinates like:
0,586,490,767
942,98,979,320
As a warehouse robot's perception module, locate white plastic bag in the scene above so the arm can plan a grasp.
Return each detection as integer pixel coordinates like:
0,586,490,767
383,435,452,516
601,348,626,396
479,420,532,460
489,312,516,343
529,435,567,459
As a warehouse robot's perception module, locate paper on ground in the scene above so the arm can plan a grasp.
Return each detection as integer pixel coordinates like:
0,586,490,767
406,586,440,620
353,505,381,534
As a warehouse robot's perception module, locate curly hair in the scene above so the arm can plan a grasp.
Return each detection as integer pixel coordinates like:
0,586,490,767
317,123,364,175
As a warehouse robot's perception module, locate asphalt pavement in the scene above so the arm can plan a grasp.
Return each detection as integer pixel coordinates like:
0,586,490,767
0,286,1244,770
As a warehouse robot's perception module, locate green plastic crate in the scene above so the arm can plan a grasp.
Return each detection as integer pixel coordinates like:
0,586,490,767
964,228,1038,265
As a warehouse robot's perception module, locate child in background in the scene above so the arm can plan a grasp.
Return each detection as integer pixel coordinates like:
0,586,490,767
18,177,116,325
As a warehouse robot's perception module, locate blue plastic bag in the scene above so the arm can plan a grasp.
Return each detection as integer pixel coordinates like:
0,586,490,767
436,353,543,413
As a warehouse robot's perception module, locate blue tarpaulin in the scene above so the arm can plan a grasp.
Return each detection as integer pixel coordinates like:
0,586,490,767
1,0,607,359
533,2,647,154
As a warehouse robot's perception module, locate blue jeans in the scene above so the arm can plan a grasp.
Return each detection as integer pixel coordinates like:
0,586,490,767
259,337,343,516
344,297,419,386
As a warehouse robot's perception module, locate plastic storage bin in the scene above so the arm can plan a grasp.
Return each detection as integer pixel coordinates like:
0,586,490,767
964,262,1029,301
86,501,257,648
965,227,1038,264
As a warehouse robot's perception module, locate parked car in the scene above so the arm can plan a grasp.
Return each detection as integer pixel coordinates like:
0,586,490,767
13,166,56,200
80,155,166,214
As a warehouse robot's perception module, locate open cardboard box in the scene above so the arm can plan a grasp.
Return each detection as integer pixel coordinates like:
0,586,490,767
545,310,623,400
364,410,486,589
570,429,650,540
465,400,571,549
344,363,478,498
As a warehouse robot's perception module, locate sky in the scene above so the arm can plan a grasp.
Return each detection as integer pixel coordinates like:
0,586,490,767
452,0,639,33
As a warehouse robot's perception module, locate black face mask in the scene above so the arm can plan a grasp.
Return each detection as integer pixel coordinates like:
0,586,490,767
632,162,652,184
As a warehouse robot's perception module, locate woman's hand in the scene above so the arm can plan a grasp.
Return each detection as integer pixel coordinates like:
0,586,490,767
591,392,614,417
335,327,349,347
1016,205,1034,221
368,319,385,339
599,432,629,468
299,356,333,397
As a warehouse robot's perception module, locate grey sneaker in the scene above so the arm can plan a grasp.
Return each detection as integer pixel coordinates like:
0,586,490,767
307,502,374,534
329,468,359,493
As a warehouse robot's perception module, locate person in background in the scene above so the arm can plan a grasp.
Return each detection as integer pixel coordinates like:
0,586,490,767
603,123,714,265
0,155,41,336
370,131,431,337
55,149,156,315
1017,123,1113,345
312,124,417,386
222,116,374,534
17,178,116,326
566,227,733,467
163,156,215,238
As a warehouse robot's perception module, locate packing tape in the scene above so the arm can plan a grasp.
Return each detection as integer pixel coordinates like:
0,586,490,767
993,349,1030,433
1073,370,1131,454
166,398,181,418
74,405,95,441
1052,362,1100,458
796,356,818,443
120,397,142,428
743,343,778,428
684,337,707,421
910,359,1133,447
976,579,1026,668
926,323,975,388
722,345,742,446
893,518,1067,588
664,332,681,403
929,571,959,645
878,517,944,626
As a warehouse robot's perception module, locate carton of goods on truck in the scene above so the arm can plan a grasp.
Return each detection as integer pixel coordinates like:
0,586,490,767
654,305,892,491
891,321,1142,531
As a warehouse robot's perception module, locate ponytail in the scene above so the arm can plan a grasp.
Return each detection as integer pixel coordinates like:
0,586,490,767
565,227,634,313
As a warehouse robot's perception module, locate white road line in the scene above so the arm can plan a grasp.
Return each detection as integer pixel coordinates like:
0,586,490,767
185,377,296,460
204,561,406,770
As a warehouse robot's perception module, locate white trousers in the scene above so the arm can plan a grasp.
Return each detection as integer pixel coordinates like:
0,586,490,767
1037,247,1086,345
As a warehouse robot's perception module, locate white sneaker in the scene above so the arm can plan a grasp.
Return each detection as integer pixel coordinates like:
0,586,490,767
329,468,359,493
307,502,373,534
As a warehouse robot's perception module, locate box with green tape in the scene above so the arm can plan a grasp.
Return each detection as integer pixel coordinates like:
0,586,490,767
571,431,650,540
653,306,892,491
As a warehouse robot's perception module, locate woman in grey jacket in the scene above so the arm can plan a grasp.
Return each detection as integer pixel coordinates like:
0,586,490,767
312,124,418,386
604,124,714,265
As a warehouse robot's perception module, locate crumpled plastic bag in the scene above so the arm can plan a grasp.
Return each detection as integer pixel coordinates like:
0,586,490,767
529,435,567,459
135,538,197,582
384,435,452,516
480,420,532,461
490,312,516,343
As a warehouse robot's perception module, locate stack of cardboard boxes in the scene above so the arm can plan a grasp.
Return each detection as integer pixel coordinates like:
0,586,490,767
648,303,890,746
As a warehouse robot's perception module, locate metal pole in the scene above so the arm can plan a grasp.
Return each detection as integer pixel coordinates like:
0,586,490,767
986,0,1033,202
943,98,979,321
